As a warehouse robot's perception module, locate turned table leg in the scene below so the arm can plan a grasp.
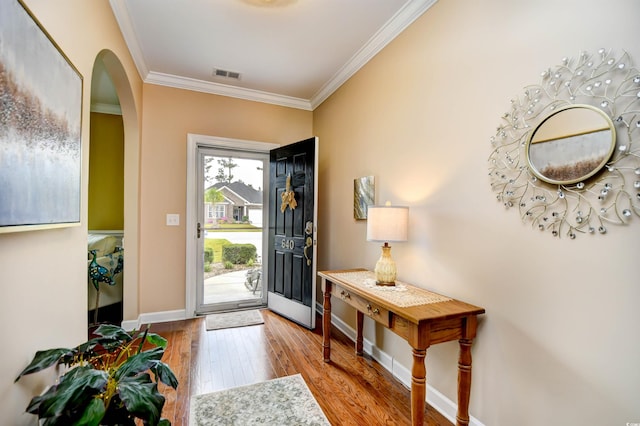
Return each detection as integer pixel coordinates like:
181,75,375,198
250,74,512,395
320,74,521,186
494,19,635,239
411,348,427,426
456,338,473,426
322,281,332,362
355,311,364,356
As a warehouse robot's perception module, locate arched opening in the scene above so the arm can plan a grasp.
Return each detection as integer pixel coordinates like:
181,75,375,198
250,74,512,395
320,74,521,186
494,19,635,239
88,50,140,326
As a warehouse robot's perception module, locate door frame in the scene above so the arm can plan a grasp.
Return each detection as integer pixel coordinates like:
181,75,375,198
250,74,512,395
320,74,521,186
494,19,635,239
185,134,279,318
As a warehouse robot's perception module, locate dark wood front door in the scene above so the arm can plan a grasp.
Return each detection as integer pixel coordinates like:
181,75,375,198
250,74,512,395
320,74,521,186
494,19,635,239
267,137,318,329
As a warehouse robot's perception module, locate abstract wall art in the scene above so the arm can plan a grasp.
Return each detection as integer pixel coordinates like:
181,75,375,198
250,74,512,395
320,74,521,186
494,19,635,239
0,0,83,232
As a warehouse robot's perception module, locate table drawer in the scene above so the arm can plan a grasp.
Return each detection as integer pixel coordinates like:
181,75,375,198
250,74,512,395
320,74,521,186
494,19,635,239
331,284,390,327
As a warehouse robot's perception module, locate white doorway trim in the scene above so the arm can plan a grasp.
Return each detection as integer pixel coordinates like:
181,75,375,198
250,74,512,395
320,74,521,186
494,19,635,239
185,134,279,318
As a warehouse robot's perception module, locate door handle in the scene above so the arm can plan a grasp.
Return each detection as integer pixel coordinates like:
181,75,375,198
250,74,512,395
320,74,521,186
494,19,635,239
197,222,202,238
303,236,313,266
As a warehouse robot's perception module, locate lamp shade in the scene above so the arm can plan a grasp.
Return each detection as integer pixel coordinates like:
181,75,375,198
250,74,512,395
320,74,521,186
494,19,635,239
366,205,409,242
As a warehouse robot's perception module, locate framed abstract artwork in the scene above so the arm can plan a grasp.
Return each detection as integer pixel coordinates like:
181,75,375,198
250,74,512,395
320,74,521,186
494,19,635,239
0,0,83,233
354,176,375,220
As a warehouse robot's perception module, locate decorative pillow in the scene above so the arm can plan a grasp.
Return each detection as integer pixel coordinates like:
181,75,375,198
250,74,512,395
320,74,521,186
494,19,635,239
88,234,119,258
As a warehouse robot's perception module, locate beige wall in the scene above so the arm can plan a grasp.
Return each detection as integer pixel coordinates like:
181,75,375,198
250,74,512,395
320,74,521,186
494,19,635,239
137,84,312,313
0,1,142,423
314,0,640,424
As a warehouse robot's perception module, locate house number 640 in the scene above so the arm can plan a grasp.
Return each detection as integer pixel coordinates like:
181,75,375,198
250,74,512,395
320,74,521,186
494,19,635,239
281,239,295,250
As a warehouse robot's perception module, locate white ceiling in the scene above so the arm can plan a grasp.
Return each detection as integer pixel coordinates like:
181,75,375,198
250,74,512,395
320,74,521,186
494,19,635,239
92,0,436,112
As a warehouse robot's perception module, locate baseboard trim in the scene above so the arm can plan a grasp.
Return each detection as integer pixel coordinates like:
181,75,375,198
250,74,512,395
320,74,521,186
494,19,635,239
121,309,187,331
316,302,484,426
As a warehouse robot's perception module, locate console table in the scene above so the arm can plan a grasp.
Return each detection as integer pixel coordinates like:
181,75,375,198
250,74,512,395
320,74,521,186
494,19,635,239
318,269,485,426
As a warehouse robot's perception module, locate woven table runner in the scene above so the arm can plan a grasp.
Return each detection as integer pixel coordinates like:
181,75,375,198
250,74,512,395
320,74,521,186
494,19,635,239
330,271,451,307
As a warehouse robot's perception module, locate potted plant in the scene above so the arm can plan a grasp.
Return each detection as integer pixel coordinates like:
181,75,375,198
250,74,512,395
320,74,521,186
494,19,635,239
15,324,178,425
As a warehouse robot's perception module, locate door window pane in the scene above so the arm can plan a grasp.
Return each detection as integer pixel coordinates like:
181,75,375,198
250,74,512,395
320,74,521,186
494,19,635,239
197,153,267,314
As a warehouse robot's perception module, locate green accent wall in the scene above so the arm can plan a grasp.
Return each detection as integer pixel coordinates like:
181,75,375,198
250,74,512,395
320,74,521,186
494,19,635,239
88,112,124,230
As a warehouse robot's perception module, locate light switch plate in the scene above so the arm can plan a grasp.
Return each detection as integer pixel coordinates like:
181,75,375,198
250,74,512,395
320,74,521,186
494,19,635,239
166,214,180,226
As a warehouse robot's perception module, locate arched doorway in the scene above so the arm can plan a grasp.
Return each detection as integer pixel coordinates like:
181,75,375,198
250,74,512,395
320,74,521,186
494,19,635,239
89,50,140,326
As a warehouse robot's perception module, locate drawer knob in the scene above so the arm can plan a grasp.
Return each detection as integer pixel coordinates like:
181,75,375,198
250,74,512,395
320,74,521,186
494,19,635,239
340,290,350,300
366,304,380,315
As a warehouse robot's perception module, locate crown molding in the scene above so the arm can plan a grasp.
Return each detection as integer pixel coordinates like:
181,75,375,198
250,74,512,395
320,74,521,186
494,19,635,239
146,72,313,111
109,0,149,79
110,0,437,111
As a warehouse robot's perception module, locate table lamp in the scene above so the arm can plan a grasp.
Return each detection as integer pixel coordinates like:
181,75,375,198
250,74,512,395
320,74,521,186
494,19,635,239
366,203,409,286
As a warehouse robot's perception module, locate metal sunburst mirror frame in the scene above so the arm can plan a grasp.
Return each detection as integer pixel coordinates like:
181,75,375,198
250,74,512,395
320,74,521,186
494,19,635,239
488,48,640,238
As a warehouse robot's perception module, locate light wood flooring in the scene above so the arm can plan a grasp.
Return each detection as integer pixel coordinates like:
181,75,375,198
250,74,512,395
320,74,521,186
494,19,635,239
148,308,452,425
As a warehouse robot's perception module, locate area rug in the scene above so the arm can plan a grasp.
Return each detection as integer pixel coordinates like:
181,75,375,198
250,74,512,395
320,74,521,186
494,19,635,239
189,374,330,426
205,309,264,331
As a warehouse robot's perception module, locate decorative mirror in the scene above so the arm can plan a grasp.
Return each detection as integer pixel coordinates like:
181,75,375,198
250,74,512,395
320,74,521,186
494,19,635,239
489,48,640,238
526,105,616,185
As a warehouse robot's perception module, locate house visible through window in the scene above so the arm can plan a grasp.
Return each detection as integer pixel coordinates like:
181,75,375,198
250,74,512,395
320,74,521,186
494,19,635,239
215,204,225,219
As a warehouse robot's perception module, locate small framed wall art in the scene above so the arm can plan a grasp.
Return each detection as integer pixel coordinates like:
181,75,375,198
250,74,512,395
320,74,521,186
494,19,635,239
354,176,375,220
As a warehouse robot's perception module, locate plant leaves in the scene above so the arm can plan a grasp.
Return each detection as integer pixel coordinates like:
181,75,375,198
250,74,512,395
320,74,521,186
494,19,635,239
76,397,106,426
146,332,168,349
93,324,132,342
114,347,164,381
99,396,137,425
152,361,179,390
78,324,133,355
25,385,57,414
42,415,76,426
18,323,178,426
118,374,165,425
39,366,108,418
15,348,71,381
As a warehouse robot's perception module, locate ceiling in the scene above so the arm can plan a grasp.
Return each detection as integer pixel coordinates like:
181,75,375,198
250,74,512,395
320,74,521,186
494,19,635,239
91,0,436,112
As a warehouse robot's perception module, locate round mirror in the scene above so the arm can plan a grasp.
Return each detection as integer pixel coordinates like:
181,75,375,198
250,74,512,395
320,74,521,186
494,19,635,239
526,104,616,185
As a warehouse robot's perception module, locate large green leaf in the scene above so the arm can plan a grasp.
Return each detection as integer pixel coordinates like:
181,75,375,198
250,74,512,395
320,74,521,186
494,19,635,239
76,337,102,353
15,348,71,380
94,324,133,341
79,337,120,354
79,325,132,355
39,366,108,418
146,332,168,349
26,385,57,414
118,374,165,425
114,347,164,381
152,361,179,389
76,397,106,426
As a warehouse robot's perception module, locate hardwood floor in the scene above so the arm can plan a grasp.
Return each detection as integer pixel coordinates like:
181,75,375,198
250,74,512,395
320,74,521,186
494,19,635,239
148,309,453,426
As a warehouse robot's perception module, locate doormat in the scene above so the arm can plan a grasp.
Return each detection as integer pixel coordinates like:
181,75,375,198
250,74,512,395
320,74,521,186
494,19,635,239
189,374,330,426
205,309,264,331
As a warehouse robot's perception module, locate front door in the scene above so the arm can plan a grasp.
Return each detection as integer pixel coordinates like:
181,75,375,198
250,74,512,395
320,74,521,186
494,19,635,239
267,137,318,329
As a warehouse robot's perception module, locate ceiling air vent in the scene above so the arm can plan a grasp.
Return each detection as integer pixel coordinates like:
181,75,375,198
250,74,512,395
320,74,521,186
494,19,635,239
213,68,241,80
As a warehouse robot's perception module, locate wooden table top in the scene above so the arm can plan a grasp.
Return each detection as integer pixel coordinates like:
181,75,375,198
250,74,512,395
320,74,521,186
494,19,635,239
318,268,485,324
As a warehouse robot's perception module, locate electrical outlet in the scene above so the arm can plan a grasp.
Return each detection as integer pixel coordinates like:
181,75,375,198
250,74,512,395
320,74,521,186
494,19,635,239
166,214,180,226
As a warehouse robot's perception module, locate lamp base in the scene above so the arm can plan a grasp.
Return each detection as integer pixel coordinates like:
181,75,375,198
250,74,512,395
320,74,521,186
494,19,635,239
374,243,396,286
